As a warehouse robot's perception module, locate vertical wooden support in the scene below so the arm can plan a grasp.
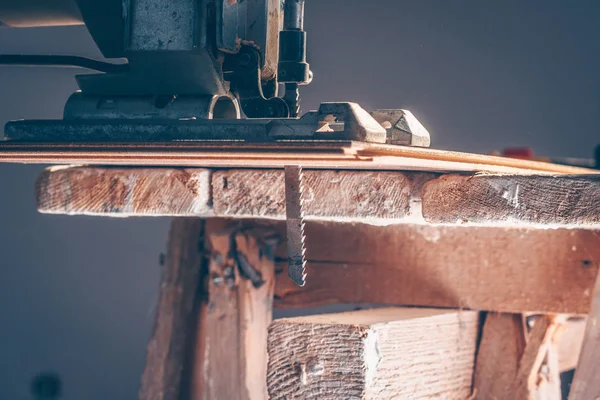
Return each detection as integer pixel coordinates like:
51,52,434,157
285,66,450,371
139,218,276,400
473,313,527,400
474,313,562,400
569,269,600,400
139,218,207,400
514,315,562,400
191,220,276,400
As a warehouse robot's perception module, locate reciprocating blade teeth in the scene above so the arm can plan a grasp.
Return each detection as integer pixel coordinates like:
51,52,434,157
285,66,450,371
284,165,307,287
283,83,300,118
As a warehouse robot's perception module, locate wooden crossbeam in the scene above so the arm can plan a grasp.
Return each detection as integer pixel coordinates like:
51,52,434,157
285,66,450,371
36,167,600,227
267,308,480,399
273,222,599,314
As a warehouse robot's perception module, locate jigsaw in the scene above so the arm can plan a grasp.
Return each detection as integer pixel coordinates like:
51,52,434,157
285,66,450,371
0,0,432,286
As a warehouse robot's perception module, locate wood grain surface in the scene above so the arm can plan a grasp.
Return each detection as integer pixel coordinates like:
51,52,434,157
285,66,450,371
212,169,418,221
267,308,479,399
139,219,206,400
36,166,600,228
139,219,276,400
569,268,600,400
513,315,562,399
1,140,597,174
473,313,527,400
37,166,212,216
273,222,600,314
422,174,600,226
190,221,277,400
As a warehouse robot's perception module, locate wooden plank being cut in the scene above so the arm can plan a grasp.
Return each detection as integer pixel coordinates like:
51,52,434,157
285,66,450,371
422,174,600,226
212,169,422,221
37,166,212,216
267,307,480,400
37,167,421,222
36,166,600,228
273,222,600,314
1,141,597,174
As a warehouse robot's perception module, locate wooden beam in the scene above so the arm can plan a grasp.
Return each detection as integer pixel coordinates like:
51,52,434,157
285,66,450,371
569,268,600,400
267,308,480,399
211,169,421,221
473,313,527,400
514,315,563,399
473,314,563,400
536,345,561,400
36,167,212,216
191,220,276,400
422,174,600,226
237,232,277,400
36,166,600,228
556,318,586,372
274,222,600,314
139,219,276,400
139,219,207,400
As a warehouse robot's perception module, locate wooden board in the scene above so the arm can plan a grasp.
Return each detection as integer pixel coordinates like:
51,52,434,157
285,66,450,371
139,219,206,400
0,141,596,174
569,268,600,400
139,219,276,400
267,307,480,399
190,220,277,400
514,315,562,399
212,169,417,221
37,166,213,216
272,222,600,314
473,314,563,400
36,166,600,228
473,313,527,400
422,174,600,226
556,318,586,372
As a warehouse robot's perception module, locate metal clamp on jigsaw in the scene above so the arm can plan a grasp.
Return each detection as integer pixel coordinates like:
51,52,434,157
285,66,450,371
0,0,432,286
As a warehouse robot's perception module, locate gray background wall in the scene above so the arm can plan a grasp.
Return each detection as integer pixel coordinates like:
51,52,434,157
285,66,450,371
1,1,599,398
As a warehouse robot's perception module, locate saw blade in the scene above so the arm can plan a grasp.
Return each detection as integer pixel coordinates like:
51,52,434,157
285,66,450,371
284,165,307,287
